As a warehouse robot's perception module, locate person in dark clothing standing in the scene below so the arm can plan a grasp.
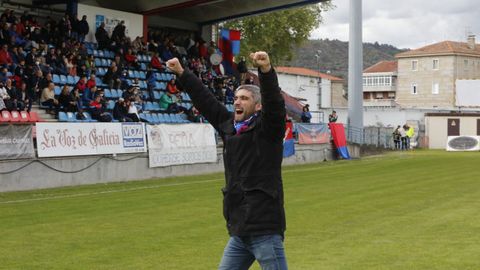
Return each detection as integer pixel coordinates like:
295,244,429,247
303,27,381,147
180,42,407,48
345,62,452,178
167,51,288,270
78,15,89,43
95,22,110,50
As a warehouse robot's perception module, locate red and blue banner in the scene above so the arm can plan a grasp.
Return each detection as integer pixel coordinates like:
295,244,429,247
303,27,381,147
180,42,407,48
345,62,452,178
219,29,241,70
296,123,329,144
329,123,351,159
283,121,295,157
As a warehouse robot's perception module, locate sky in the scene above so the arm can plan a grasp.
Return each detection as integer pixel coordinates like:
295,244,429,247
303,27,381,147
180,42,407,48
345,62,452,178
310,0,480,49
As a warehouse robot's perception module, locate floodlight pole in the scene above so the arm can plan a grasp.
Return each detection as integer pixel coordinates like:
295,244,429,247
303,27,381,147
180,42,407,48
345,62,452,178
348,0,364,142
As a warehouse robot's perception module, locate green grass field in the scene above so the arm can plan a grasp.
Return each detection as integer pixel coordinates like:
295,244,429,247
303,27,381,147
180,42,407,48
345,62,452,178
1,150,480,270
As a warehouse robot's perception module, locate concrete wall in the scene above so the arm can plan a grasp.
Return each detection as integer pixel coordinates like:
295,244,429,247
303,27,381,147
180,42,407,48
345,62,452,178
77,3,144,43
0,143,360,192
331,81,348,108
425,115,480,149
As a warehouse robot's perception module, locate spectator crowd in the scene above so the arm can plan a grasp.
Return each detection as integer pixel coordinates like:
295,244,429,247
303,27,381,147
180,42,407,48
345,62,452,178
0,8,245,123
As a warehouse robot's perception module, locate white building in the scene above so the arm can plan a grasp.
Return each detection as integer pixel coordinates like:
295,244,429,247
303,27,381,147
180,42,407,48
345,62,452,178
273,67,347,122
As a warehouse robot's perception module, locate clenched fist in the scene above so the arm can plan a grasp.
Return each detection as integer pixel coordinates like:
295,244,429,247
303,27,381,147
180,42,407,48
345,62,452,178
166,58,184,76
249,51,272,73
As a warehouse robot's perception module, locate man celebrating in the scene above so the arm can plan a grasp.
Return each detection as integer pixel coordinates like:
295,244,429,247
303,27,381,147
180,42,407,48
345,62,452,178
167,51,288,270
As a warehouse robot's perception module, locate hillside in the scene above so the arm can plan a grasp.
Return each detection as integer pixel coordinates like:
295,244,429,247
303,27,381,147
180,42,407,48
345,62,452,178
287,39,407,80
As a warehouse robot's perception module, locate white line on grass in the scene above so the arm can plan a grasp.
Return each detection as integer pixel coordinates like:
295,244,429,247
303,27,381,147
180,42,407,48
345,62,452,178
0,162,364,205
0,179,223,205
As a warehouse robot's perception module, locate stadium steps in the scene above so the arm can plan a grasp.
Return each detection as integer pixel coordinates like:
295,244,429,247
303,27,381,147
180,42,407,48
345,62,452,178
31,105,57,122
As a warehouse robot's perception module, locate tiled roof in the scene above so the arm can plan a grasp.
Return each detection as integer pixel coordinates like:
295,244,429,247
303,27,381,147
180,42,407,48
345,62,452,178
275,66,343,81
396,40,480,58
363,61,398,73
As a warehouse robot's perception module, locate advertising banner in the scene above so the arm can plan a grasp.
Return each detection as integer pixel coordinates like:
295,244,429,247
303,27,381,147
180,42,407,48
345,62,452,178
446,136,480,151
36,123,146,157
147,124,217,167
296,123,330,144
0,125,35,159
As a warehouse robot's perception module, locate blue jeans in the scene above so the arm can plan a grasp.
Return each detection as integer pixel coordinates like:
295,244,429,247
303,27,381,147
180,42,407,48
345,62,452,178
218,234,288,270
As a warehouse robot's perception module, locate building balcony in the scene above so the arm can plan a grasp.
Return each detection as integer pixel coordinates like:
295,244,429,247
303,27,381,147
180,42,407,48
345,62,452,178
363,99,397,107
363,85,397,92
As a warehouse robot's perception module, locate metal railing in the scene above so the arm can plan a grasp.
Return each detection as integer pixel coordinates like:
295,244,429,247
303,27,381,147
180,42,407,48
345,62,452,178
346,125,395,149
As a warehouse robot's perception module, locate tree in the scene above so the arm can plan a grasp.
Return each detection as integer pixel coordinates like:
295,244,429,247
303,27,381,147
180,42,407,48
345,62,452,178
222,2,333,65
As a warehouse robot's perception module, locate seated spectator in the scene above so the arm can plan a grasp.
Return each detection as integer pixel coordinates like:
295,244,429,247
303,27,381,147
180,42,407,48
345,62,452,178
166,78,179,95
40,82,60,115
13,82,29,111
85,55,96,76
103,65,121,89
130,77,140,91
75,75,87,93
86,74,96,89
159,91,186,114
113,98,132,122
122,86,136,101
124,48,138,69
132,36,145,54
64,54,76,76
39,73,53,90
0,67,8,84
29,69,43,102
187,106,205,123
82,85,97,105
213,81,224,102
89,94,111,122
5,79,19,110
0,44,13,68
125,98,140,122
58,85,75,112
0,81,14,111
150,52,163,70
224,84,234,104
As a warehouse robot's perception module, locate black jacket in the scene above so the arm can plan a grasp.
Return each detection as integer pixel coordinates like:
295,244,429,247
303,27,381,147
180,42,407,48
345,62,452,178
178,68,286,237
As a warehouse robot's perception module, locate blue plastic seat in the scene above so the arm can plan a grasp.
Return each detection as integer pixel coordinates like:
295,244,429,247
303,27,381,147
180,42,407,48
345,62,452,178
58,112,68,122
67,75,75,85
53,74,61,84
143,102,152,111
152,102,160,111
54,86,62,96
66,112,77,122
139,71,146,79
83,112,97,122
153,91,161,100
107,100,115,110
151,113,160,124
143,91,150,100
104,89,112,99
116,89,124,98
144,113,154,123
59,75,68,85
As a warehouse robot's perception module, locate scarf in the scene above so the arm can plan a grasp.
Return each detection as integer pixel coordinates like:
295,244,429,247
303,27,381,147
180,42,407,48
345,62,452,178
234,112,258,135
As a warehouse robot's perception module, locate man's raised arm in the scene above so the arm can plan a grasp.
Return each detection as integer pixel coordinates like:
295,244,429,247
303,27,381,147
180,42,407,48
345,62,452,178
166,58,230,130
251,52,286,141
